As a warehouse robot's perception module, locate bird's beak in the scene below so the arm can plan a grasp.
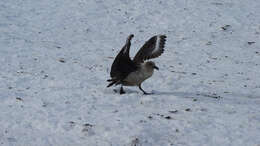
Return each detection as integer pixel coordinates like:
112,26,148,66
154,66,159,70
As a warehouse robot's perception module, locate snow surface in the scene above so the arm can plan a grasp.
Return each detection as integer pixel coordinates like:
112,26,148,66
1,0,260,145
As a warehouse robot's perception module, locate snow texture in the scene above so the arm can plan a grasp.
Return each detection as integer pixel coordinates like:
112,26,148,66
0,0,260,146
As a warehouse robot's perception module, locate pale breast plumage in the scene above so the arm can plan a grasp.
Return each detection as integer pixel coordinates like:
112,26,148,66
123,63,154,86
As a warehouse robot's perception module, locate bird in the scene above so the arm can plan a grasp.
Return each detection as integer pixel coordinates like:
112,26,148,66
107,34,167,94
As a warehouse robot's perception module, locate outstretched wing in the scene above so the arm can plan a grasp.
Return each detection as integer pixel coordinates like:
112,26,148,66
108,34,137,87
133,35,166,63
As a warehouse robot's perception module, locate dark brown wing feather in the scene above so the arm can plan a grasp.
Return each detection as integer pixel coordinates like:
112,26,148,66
133,35,166,63
107,34,137,87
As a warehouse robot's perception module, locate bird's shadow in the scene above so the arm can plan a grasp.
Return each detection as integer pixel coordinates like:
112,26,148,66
106,87,259,100
112,88,139,94
152,90,260,101
152,90,196,97
151,90,225,99
108,88,207,98
106,87,222,99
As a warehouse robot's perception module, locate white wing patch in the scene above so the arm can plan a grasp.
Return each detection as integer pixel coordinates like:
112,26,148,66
153,35,161,54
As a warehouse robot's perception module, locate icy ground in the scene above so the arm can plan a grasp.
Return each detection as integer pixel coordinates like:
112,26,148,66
1,0,260,145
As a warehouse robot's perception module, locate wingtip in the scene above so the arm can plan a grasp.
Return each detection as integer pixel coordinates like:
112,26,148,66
128,34,134,40
160,34,167,38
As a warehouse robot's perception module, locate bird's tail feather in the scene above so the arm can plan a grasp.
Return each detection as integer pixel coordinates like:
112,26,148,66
107,78,119,88
107,81,117,87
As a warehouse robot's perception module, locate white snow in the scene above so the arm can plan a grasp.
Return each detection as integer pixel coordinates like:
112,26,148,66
1,0,260,146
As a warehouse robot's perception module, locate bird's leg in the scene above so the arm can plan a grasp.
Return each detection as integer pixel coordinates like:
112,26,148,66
138,84,153,95
120,86,126,94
